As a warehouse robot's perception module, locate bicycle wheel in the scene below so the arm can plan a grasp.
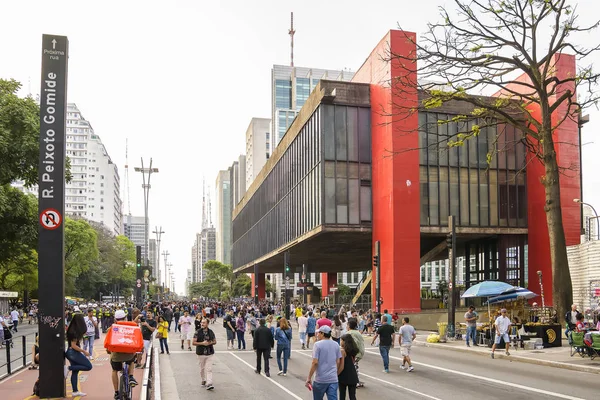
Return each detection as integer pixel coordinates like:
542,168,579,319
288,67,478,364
119,374,127,400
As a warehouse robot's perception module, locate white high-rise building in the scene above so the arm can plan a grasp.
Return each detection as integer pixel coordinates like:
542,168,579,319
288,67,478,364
124,215,148,263
13,103,122,235
245,118,271,191
215,170,231,264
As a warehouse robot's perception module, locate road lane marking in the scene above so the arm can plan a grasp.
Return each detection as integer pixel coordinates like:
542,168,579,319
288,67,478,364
229,352,303,400
365,350,585,400
295,351,441,400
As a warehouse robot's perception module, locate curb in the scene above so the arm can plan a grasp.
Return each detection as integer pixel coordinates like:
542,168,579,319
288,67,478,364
413,340,600,375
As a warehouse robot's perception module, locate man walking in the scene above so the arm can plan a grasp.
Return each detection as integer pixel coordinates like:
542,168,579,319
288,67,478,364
464,306,479,347
491,308,511,359
306,326,343,400
193,318,216,391
10,308,19,332
179,310,193,351
371,315,395,372
298,312,308,350
398,317,416,372
347,318,365,388
253,318,274,377
224,310,236,350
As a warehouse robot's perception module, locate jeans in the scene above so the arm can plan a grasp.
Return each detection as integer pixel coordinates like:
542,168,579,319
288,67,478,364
276,345,290,373
167,320,172,331
256,348,270,373
159,338,169,353
237,330,246,349
65,348,92,392
379,345,390,370
466,326,477,345
83,335,95,358
12,320,18,332
313,381,338,400
299,332,307,345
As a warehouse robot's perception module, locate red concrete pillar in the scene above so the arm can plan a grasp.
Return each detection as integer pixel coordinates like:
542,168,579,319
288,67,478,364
251,274,266,299
352,30,421,313
496,54,580,306
321,272,337,298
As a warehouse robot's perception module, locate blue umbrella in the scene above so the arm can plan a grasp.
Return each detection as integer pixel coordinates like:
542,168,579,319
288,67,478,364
487,287,538,304
461,281,515,298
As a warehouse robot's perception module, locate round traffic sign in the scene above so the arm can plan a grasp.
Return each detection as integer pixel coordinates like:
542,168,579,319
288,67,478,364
136,283,142,288
449,282,453,289
40,208,62,230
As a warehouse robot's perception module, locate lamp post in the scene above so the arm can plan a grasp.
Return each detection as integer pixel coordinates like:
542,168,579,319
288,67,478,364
153,227,164,299
162,251,170,298
135,158,158,302
574,199,599,241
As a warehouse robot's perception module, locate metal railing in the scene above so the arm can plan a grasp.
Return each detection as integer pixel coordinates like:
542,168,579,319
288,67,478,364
140,344,154,400
0,331,38,380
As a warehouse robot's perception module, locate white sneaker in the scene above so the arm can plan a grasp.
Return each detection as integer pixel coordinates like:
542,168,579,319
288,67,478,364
407,366,414,372
277,371,284,376
400,365,406,370
72,391,87,397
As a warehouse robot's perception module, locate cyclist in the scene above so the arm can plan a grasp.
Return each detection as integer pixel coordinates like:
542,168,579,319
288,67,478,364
105,309,138,399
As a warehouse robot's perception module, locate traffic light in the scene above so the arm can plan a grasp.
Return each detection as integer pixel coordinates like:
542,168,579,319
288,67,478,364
285,263,290,273
373,255,379,268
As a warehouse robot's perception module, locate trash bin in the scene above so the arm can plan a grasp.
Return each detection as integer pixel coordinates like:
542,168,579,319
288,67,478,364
437,322,448,342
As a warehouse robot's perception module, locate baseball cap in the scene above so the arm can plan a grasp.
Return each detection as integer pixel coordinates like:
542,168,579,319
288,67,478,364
73,306,80,312
317,325,332,334
115,310,126,319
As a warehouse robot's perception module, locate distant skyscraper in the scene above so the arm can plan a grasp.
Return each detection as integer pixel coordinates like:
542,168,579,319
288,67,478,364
231,155,247,207
245,118,271,191
271,65,354,150
124,215,148,263
192,180,216,282
215,170,231,265
12,103,122,235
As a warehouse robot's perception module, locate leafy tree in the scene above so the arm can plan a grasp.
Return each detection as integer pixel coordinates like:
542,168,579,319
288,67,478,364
65,218,99,293
188,261,234,300
266,279,274,296
232,274,252,297
392,0,599,321
337,283,352,297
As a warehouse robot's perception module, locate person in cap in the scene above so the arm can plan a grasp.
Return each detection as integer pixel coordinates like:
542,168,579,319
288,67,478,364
306,325,343,399
491,308,511,359
106,309,138,399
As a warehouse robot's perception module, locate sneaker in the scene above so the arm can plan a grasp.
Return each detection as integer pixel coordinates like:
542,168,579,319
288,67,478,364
255,369,260,374
181,345,184,350
201,381,206,387
277,371,284,376
407,366,414,372
466,343,470,347
302,344,306,350
473,343,479,347
282,373,287,376
114,392,120,399
188,347,192,351
505,351,510,356
206,384,214,391
400,365,406,370
129,376,138,387
383,369,389,373
490,352,495,359
265,372,270,377
72,392,87,397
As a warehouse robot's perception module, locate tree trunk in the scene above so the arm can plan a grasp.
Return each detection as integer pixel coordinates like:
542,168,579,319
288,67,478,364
541,125,572,325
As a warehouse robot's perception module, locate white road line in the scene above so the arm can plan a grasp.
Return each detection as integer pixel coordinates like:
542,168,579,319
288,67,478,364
229,352,303,400
365,350,585,400
295,351,440,400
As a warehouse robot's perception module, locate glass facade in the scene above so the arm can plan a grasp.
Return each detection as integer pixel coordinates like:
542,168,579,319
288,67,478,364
296,77,311,110
419,112,527,228
232,103,372,270
275,79,292,109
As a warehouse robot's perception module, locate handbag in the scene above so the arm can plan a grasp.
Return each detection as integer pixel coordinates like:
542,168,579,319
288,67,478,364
156,331,164,339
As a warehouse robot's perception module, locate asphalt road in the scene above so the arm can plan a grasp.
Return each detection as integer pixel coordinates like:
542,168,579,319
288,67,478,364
0,322,38,378
159,320,598,400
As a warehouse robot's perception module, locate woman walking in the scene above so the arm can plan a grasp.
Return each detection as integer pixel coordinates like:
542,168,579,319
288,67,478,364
332,315,342,344
157,315,170,354
65,314,93,397
236,312,246,350
274,317,292,376
338,334,359,400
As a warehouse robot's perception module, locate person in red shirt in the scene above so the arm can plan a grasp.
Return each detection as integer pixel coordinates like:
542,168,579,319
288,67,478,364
575,313,586,332
316,311,332,330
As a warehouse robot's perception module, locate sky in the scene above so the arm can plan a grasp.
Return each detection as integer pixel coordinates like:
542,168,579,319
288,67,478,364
1,0,599,295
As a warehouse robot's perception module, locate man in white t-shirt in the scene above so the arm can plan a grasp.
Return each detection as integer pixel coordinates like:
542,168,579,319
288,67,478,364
179,311,194,351
298,313,308,350
83,309,98,359
491,309,511,359
10,309,19,332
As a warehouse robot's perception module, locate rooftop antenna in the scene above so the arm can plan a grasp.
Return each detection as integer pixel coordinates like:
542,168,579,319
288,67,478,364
124,138,131,215
289,12,295,67
201,177,207,230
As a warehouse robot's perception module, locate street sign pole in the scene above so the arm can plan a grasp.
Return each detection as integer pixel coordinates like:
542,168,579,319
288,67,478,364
38,34,68,399
375,241,381,314
136,246,143,309
284,251,291,319
254,263,259,305
302,264,307,304
447,215,456,339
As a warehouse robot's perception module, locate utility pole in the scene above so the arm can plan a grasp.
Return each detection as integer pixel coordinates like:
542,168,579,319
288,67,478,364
447,215,456,339
153,227,165,299
162,250,170,297
373,241,381,314
134,158,159,303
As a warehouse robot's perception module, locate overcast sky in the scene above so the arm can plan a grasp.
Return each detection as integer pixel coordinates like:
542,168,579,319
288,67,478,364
1,0,598,295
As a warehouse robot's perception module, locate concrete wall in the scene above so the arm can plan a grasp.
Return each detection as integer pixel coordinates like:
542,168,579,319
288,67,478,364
567,241,600,311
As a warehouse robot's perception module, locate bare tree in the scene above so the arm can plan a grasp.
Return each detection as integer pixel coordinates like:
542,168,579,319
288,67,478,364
390,0,599,321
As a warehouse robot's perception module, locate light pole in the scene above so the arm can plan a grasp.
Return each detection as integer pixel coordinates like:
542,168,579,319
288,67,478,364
574,199,599,241
135,158,158,302
153,227,164,299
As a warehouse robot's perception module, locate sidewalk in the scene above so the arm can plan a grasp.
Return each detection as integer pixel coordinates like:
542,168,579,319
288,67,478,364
0,339,146,399
413,331,600,374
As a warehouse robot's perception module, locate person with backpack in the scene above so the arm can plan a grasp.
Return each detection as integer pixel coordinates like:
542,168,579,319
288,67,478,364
338,334,359,400
274,317,292,376
248,311,258,339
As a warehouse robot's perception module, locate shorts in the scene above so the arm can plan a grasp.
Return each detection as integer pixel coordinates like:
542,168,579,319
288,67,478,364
110,355,136,371
400,344,412,357
181,331,193,341
227,330,235,341
494,333,510,345
308,332,315,338
143,339,152,354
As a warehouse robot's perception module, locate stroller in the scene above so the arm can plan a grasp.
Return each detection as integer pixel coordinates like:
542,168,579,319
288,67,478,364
2,325,14,348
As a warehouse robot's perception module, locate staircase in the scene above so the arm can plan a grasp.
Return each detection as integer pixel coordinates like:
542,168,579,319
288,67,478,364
351,271,372,306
